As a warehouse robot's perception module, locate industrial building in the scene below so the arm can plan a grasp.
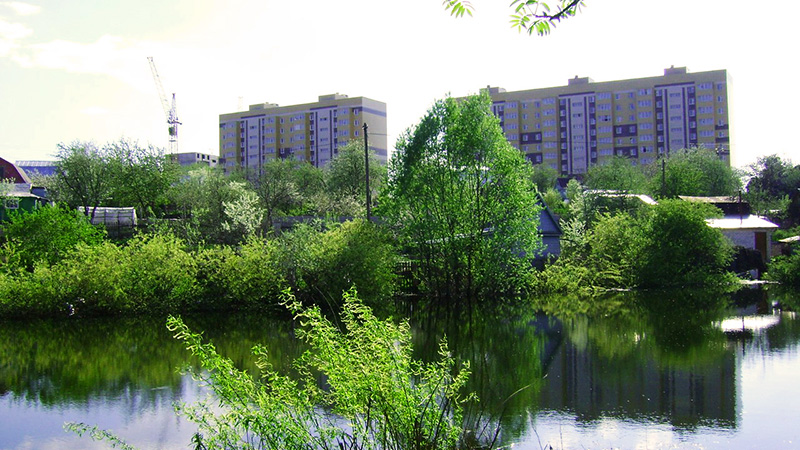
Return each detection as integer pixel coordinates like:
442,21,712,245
481,67,731,175
219,94,387,174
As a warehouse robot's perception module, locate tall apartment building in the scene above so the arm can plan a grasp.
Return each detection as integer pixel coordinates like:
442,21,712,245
219,94,387,173
483,67,731,175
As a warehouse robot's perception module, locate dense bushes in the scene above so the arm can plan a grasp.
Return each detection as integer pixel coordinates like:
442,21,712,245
69,289,475,450
531,199,735,293
1,204,106,271
766,247,800,286
0,218,398,317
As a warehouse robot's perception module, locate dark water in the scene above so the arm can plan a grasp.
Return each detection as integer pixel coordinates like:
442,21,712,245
1,287,799,449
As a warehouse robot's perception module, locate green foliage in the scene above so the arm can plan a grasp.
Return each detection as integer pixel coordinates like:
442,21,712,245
51,139,178,220
530,163,558,193
382,94,542,299
585,156,648,193
278,220,398,305
541,187,567,217
64,423,137,450
745,154,800,218
637,200,734,288
211,237,287,310
53,141,113,220
250,158,303,230
765,248,800,286
443,0,585,35
168,166,255,244
0,232,199,316
1,204,106,271
531,199,736,293
646,147,742,199
167,289,473,450
0,219,398,317
105,139,180,218
773,225,800,242
326,139,386,209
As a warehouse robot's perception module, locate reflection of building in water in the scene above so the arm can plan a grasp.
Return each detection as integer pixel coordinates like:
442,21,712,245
538,343,739,430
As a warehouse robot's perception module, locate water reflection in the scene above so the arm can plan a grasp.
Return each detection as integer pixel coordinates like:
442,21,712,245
410,287,800,447
0,288,799,449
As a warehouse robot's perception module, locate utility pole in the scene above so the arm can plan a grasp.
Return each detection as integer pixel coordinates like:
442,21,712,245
363,122,370,221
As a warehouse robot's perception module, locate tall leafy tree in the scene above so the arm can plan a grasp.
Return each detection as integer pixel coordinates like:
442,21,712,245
251,158,302,231
585,156,648,193
53,141,112,221
646,147,742,199
530,163,558,193
745,154,800,216
106,139,180,218
382,94,541,299
326,139,386,215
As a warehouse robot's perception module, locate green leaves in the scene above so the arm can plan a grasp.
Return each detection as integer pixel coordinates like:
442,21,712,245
165,288,473,450
442,0,473,18
445,0,585,36
384,94,542,299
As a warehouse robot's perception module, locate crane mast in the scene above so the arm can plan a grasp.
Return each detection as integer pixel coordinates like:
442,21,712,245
147,56,180,154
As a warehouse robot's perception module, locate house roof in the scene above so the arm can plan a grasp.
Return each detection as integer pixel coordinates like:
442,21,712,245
3,183,46,199
679,195,740,203
706,215,779,230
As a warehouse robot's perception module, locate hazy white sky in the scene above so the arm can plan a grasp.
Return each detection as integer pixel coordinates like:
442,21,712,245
1,0,798,169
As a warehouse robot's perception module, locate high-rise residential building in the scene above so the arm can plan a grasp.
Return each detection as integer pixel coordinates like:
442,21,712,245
219,94,387,173
481,67,731,175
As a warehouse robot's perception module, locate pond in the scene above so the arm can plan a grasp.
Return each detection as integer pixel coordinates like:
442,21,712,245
1,287,799,449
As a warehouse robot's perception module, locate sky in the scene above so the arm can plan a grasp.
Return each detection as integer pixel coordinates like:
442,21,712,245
1,0,798,170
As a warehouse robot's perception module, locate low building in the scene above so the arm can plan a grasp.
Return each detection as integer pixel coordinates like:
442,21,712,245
170,152,219,168
679,195,779,262
0,157,48,221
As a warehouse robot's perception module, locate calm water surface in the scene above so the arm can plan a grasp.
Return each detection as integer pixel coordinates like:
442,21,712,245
1,287,798,449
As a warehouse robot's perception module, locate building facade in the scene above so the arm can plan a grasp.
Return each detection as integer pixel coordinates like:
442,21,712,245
483,67,731,176
219,94,387,174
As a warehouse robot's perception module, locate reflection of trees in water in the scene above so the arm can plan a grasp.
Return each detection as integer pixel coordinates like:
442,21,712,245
409,303,557,445
0,313,302,410
409,287,754,443
550,288,739,431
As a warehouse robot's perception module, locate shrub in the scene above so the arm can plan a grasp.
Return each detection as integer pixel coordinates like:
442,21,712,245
279,220,398,306
1,204,106,271
68,289,476,450
637,200,734,287
765,247,800,286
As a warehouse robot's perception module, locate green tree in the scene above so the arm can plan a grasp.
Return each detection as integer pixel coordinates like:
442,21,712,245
382,94,542,299
105,139,180,219
251,158,302,231
745,154,800,217
765,245,800,286
585,156,648,193
443,0,585,35
530,163,558,193
53,141,112,221
637,199,733,287
327,139,385,200
0,204,106,271
646,147,742,199
168,166,252,244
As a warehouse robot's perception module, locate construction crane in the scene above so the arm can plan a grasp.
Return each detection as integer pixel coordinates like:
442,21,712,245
147,56,180,154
